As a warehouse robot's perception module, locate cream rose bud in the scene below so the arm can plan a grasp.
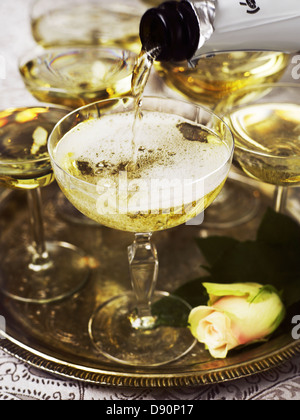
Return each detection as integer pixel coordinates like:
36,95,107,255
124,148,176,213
188,283,285,359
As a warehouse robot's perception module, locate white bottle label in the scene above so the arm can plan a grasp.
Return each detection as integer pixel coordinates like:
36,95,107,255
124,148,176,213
194,0,300,56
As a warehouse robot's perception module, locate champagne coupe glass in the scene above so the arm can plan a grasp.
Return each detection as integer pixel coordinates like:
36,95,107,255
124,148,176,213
0,88,90,303
155,51,290,228
19,46,137,110
30,0,145,53
156,52,290,109
49,96,234,366
19,46,137,225
219,83,300,214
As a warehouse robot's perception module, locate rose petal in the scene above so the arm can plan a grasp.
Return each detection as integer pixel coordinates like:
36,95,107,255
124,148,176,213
209,344,230,359
197,311,229,348
188,306,215,338
189,307,240,358
213,295,285,345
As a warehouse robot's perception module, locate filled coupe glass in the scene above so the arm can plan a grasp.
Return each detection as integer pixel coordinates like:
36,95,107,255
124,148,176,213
219,83,300,213
156,51,290,109
0,89,90,303
49,96,234,366
19,47,137,109
156,51,290,228
30,0,144,53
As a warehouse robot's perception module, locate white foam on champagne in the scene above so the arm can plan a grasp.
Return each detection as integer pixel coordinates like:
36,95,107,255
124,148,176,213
55,111,230,213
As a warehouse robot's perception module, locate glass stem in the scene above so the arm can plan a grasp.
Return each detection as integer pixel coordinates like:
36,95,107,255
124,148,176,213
27,188,52,272
128,233,159,330
273,186,288,213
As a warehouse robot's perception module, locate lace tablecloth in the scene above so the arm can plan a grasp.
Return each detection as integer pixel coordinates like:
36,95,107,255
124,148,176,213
1,0,300,401
0,348,300,400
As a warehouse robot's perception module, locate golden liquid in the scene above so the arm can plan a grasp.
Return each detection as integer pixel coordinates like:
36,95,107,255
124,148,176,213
156,52,290,108
131,48,160,167
55,112,230,232
20,50,136,109
132,49,156,106
0,107,68,190
60,177,226,233
226,103,300,186
31,5,141,53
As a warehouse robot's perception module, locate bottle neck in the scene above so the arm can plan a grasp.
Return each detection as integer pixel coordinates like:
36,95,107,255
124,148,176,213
140,0,300,62
139,0,202,61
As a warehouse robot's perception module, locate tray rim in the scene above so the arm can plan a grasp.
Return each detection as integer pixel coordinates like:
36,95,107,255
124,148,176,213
1,334,300,388
1,182,300,388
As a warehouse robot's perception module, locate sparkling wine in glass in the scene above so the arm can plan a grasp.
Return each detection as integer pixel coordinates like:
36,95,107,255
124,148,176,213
30,0,144,53
49,96,234,366
0,89,90,303
220,83,300,213
19,47,137,109
156,51,290,228
156,51,290,109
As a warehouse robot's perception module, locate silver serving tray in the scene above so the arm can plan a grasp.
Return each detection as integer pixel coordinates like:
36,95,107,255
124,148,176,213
0,182,299,387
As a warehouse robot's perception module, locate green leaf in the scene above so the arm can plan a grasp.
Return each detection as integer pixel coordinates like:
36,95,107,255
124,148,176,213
174,277,210,308
209,241,275,283
195,236,239,267
152,278,210,328
154,208,300,328
257,207,300,246
152,296,190,328
195,208,300,308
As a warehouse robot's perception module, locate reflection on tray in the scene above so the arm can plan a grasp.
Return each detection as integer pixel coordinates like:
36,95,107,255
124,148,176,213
0,182,299,387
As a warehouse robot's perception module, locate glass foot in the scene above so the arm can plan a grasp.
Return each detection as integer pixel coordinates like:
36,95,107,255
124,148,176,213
0,241,90,303
88,291,196,367
203,179,261,229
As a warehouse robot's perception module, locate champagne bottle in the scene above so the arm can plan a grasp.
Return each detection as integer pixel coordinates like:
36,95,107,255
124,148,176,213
140,0,300,63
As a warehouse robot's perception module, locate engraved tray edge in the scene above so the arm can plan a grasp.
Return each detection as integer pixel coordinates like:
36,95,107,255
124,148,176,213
1,337,300,388
1,183,300,388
